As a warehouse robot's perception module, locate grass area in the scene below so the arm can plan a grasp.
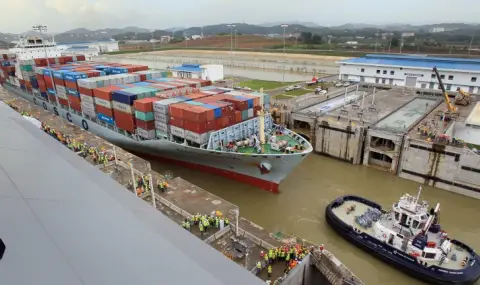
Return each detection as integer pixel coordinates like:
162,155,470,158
274,88,312,100
238,79,295,91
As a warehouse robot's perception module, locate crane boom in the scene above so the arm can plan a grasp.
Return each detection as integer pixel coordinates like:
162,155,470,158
433,67,457,113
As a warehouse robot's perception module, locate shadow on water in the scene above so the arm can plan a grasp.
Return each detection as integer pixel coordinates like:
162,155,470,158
147,153,480,285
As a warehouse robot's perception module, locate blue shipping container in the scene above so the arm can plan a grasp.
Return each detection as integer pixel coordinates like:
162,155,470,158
66,88,79,97
97,113,114,125
133,82,152,87
53,70,69,79
112,90,137,105
40,92,48,98
64,72,87,82
43,69,53,77
110,67,128,74
47,88,56,95
202,104,222,118
31,79,39,89
247,99,254,109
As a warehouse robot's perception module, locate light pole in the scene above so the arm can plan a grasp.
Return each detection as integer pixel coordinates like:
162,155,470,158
281,24,288,83
227,24,236,88
185,31,188,49
374,29,379,52
32,25,59,107
468,31,475,55
295,28,298,46
151,30,155,51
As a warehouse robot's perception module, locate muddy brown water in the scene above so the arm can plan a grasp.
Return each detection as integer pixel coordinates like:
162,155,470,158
149,154,480,285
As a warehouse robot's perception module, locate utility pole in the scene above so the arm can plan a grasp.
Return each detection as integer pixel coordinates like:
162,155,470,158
227,24,236,88
185,31,188,49
468,31,475,55
151,30,155,51
295,28,298,46
281,24,288,83
400,35,404,54
32,25,60,107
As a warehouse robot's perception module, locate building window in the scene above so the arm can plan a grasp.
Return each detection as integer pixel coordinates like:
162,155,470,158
429,82,435,89
376,70,380,74
472,77,477,82
361,68,365,73
421,83,427,88
431,74,435,79
446,84,452,91
375,78,380,83
390,71,395,75
440,74,445,79
448,75,454,80
383,70,387,74
381,78,386,84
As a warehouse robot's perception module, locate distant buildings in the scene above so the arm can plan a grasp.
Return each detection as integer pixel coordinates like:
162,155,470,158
429,27,445,33
401,32,415,37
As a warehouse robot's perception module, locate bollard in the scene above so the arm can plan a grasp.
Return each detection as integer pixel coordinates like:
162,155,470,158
319,244,325,253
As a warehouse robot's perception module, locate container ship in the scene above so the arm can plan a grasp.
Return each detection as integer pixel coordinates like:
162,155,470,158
0,37,312,192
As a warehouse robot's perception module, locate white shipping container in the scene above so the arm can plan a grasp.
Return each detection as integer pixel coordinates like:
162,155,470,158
77,78,93,89
81,100,95,110
155,121,170,133
153,100,172,114
80,94,94,104
137,128,156,139
94,97,113,108
56,85,66,93
81,102,96,117
170,125,185,138
201,64,224,82
248,108,254,118
57,92,68,100
185,131,209,144
154,112,169,123
112,101,134,114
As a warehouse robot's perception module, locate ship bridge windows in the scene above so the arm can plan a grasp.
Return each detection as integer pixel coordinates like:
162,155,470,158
412,220,420,229
394,211,400,221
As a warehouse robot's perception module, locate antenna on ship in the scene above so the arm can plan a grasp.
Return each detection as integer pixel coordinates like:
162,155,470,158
412,185,422,212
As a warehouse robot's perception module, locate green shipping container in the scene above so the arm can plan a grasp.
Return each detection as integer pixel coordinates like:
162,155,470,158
241,110,248,121
20,65,34,72
135,110,154,121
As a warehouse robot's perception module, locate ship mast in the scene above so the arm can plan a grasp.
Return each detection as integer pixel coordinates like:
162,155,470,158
257,87,267,145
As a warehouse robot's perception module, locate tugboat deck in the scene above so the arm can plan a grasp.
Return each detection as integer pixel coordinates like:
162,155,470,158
331,199,472,271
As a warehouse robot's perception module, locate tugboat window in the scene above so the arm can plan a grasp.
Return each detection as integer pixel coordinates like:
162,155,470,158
394,211,400,221
424,252,436,259
412,220,419,229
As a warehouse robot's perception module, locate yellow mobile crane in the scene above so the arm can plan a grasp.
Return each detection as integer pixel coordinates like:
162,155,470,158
455,87,471,106
433,66,458,120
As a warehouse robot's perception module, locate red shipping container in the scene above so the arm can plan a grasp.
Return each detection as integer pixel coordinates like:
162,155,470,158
64,56,74,63
184,121,208,133
69,101,82,112
169,116,184,128
93,86,122,101
139,74,147,81
213,118,223,130
254,106,261,117
48,94,56,103
96,105,114,117
65,80,77,90
48,58,56,64
183,106,209,122
221,116,229,128
53,78,65,86
136,119,155,130
39,85,47,93
169,103,191,119
206,120,214,131
36,74,44,82
76,55,86,61
134,98,159,113
114,110,136,133
235,111,242,123
45,78,56,90
67,95,81,105
78,87,93,96
228,115,235,126
58,98,69,106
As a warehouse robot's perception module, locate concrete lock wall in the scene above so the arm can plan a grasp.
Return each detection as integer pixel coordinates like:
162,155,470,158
315,121,365,164
398,138,480,199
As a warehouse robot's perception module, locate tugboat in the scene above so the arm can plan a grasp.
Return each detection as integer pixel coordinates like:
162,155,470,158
325,186,480,285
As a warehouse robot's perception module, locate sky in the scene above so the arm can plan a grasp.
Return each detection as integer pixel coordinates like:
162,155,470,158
1,0,479,33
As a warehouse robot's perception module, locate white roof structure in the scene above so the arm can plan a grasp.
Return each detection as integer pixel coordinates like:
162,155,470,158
0,102,263,285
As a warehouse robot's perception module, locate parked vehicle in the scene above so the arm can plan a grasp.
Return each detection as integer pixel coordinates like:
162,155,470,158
343,82,350,87
334,82,343,87
293,85,302,90
285,86,295,92
242,87,252,91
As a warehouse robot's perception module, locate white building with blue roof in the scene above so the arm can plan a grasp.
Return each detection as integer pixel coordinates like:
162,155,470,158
170,64,224,81
339,54,480,94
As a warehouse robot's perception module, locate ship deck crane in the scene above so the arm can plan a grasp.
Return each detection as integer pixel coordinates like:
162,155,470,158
433,67,458,120
455,87,471,106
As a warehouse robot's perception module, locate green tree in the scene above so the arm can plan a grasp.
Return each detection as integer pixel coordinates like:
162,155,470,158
391,37,400,47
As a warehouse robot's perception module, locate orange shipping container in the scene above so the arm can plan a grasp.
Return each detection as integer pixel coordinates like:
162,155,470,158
96,105,114,117
134,98,159,113
65,80,77,90
169,116,184,128
93,86,122,101
136,119,155,130
58,98,69,106
67,95,81,105
114,110,136,133
78,86,93,96
183,106,209,122
235,111,242,123
168,103,191,119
